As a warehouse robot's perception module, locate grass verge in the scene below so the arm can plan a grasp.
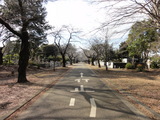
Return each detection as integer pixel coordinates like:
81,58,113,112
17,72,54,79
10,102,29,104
88,64,160,120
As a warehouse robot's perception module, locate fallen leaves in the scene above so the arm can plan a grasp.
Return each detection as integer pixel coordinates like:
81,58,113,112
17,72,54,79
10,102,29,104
0,67,70,118
89,65,160,119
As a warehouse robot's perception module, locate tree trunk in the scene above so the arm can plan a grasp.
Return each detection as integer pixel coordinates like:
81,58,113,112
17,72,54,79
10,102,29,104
17,32,30,83
62,54,66,67
69,57,72,65
0,48,3,65
105,65,108,71
88,59,90,64
53,61,56,71
70,59,73,65
104,60,108,71
73,57,76,63
91,58,95,66
97,59,101,68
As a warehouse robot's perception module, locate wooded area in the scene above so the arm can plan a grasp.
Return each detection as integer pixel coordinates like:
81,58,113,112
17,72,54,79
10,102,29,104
0,0,160,82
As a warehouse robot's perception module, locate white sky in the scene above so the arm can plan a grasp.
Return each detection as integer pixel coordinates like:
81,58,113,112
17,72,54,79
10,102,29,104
46,0,107,48
46,0,105,30
45,0,146,49
0,0,147,48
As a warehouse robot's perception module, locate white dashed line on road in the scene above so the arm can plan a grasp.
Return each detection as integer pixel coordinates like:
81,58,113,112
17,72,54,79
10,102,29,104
80,85,84,92
75,79,80,83
82,79,89,82
69,98,75,106
80,72,83,78
70,85,95,93
75,88,79,92
90,98,97,118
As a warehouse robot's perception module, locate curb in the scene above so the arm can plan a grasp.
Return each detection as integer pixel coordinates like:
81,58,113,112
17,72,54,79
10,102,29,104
2,67,72,120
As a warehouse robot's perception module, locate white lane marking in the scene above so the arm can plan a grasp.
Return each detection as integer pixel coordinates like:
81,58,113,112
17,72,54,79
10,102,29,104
82,79,89,82
75,79,80,83
70,85,95,92
70,90,94,93
75,88,79,92
75,79,89,83
90,98,96,118
69,98,75,106
91,74,98,77
85,90,95,92
80,85,84,92
80,72,83,78
70,88,79,92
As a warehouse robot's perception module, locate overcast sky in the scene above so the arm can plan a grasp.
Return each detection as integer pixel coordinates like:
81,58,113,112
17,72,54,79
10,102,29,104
0,0,146,48
45,0,139,49
45,0,108,48
46,0,105,30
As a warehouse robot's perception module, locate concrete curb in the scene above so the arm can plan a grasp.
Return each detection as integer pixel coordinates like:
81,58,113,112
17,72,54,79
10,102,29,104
2,67,72,120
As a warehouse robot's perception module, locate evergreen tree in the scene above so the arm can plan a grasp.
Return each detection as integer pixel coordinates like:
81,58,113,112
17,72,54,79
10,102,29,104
0,0,50,83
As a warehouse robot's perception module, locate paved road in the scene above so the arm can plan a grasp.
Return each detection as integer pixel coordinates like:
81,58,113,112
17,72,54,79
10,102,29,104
16,63,149,120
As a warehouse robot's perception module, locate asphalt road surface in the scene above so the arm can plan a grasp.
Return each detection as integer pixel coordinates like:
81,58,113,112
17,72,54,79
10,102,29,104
16,63,150,120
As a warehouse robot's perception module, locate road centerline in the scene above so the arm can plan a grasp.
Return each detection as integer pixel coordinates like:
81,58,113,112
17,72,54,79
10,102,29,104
90,98,97,118
69,98,75,106
80,85,84,92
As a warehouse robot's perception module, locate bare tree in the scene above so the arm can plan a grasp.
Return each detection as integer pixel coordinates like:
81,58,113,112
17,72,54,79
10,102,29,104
90,38,104,68
0,26,5,65
0,46,4,65
82,48,97,66
67,44,77,65
102,38,114,70
52,26,80,67
94,0,160,29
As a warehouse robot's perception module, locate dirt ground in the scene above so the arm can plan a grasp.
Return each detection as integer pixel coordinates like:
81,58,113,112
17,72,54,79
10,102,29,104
0,65,70,119
88,65,160,120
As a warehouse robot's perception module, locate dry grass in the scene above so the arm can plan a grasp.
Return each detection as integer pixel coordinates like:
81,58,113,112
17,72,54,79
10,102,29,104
0,66,70,119
89,65,160,120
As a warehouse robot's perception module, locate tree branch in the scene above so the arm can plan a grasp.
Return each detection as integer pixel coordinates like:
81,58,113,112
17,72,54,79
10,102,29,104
0,18,21,37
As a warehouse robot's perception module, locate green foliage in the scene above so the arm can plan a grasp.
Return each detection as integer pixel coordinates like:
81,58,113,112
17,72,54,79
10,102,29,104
150,61,159,69
42,44,59,58
3,60,14,65
28,60,46,69
48,55,53,61
150,55,160,69
118,42,129,58
136,64,145,72
125,63,134,69
47,55,60,61
28,60,37,66
42,55,62,62
126,20,158,59
3,54,19,65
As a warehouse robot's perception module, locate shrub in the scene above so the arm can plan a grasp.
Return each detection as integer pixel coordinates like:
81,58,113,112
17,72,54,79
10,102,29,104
151,61,159,69
28,61,36,66
137,63,144,72
125,63,134,69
